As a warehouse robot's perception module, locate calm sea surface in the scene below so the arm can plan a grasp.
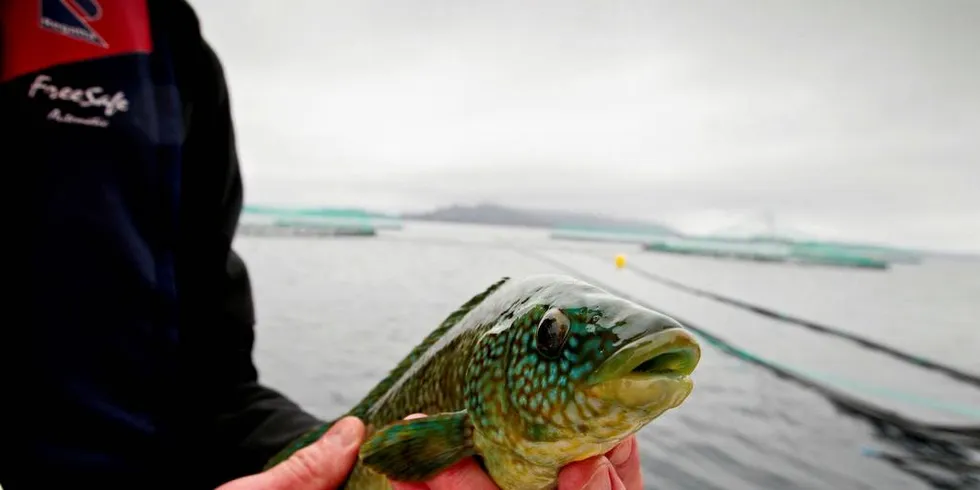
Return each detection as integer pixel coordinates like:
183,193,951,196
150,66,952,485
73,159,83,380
235,221,980,489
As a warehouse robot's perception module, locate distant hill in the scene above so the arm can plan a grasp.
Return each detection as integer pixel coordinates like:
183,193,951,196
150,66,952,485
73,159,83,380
401,203,677,235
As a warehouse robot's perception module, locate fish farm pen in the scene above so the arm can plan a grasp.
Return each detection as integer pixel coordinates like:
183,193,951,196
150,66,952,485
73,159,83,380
549,225,679,245
642,237,892,270
237,221,377,238
549,227,921,271
239,205,404,238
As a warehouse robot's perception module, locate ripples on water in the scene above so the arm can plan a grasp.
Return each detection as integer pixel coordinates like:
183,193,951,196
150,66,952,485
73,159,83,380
236,222,980,489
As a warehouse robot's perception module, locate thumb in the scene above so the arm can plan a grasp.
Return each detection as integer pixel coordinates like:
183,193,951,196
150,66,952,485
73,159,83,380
218,416,366,490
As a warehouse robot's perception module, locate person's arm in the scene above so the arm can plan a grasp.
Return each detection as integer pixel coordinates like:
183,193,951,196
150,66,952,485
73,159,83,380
164,2,325,485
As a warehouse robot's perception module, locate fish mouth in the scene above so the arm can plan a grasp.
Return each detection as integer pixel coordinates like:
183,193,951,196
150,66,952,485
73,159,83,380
586,327,701,408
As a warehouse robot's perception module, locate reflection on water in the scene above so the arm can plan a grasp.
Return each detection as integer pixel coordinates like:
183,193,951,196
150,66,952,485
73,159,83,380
237,222,980,489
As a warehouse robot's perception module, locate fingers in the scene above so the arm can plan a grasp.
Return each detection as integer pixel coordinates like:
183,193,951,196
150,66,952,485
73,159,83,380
558,455,625,490
605,437,642,490
226,416,365,490
389,481,429,490
392,458,500,490
389,414,500,490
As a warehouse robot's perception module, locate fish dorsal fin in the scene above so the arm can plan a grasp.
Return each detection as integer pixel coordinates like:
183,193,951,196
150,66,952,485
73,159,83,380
348,276,511,419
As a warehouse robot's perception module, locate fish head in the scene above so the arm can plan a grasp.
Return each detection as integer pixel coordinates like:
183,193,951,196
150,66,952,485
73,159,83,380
469,279,700,470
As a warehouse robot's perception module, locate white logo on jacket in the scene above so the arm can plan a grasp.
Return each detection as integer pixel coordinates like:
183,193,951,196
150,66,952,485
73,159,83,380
27,74,130,128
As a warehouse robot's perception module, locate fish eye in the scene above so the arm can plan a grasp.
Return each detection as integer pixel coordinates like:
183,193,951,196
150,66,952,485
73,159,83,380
536,308,571,359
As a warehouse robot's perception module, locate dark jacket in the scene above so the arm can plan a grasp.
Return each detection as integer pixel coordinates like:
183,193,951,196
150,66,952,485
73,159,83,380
0,1,322,487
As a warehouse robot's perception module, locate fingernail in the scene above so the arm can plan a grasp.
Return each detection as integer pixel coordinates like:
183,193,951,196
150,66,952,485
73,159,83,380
583,460,613,490
608,439,632,466
325,417,360,448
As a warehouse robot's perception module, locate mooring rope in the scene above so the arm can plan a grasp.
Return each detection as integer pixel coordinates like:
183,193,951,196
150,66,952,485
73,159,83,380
579,250,980,389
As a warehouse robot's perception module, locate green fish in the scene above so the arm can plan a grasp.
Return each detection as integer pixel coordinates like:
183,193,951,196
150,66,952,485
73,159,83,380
265,274,701,490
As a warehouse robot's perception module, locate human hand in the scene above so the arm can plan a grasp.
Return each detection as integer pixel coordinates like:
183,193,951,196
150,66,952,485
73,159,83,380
389,414,642,490
216,416,366,490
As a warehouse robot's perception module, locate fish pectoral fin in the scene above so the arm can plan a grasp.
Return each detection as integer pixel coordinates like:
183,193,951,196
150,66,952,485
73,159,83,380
359,410,476,482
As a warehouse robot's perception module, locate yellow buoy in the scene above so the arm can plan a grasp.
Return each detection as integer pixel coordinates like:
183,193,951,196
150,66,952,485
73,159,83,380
614,254,627,269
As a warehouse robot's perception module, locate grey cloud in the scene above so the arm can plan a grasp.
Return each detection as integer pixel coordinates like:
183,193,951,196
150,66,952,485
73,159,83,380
190,0,980,252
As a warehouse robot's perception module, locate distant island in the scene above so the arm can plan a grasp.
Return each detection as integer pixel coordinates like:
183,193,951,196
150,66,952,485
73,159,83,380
400,203,677,235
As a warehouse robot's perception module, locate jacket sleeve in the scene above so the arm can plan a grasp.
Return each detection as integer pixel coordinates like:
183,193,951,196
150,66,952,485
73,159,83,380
169,3,325,484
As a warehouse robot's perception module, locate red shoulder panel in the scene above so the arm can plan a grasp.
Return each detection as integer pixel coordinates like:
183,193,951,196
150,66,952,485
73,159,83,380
1,0,153,82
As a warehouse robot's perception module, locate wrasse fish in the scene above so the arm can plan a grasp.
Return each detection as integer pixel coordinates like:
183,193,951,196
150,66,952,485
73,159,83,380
266,274,701,490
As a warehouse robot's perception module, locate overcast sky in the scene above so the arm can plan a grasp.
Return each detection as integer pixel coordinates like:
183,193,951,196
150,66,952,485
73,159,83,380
189,0,979,252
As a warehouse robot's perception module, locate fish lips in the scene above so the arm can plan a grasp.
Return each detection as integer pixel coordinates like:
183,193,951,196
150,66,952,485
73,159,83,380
585,327,701,409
